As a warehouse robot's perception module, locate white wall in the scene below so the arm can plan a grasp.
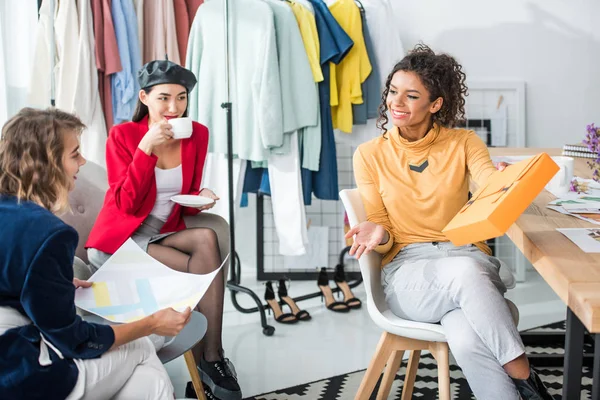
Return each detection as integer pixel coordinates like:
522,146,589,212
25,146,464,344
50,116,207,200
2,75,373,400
390,0,600,148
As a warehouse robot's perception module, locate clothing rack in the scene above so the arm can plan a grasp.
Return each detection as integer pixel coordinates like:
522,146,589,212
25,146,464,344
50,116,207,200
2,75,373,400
220,0,362,335
217,0,278,336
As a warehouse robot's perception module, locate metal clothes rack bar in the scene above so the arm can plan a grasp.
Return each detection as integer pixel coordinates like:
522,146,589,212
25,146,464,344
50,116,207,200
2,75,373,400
219,0,276,336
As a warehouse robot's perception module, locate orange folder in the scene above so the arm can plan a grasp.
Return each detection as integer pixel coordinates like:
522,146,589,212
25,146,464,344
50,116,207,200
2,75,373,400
442,153,559,246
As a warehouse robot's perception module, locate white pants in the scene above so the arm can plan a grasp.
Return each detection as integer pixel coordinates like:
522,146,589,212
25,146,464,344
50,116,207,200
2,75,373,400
67,337,174,400
382,242,525,400
268,130,309,256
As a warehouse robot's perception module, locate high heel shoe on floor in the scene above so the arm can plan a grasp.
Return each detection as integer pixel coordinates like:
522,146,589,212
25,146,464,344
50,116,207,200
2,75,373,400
264,281,298,324
334,264,362,309
277,279,311,321
317,268,350,313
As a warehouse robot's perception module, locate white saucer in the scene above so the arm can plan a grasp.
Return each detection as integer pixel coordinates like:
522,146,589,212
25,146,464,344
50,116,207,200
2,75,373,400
170,195,214,207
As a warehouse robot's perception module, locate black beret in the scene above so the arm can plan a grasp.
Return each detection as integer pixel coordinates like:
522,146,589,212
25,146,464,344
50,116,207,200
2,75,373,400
137,60,197,93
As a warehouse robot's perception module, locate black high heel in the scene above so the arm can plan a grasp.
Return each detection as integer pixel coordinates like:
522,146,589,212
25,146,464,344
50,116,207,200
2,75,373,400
264,281,298,324
334,264,362,309
317,268,350,312
277,279,311,321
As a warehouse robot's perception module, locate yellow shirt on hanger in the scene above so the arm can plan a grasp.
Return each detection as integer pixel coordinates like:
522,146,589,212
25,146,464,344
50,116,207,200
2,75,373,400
290,1,323,83
328,0,372,133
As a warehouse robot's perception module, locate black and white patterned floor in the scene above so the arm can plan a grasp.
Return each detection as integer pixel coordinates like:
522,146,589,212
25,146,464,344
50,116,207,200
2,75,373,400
246,321,593,400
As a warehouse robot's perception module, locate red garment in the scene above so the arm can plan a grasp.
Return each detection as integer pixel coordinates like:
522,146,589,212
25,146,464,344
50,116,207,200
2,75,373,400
173,0,190,63
91,0,122,131
86,115,209,254
186,0,204,27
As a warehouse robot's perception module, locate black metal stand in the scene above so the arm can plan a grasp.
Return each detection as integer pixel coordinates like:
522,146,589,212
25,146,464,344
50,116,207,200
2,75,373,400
255,194,362,281
220,101,275,336
218,0,362,337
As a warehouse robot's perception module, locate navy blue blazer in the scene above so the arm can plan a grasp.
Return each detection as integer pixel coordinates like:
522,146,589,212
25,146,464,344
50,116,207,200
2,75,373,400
0,196,115,399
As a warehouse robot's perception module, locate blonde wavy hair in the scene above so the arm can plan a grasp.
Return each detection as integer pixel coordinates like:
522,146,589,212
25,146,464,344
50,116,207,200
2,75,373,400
0,108,85,214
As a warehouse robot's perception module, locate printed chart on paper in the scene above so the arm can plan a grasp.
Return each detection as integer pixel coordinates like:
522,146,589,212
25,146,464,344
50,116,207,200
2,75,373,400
75,239,224,323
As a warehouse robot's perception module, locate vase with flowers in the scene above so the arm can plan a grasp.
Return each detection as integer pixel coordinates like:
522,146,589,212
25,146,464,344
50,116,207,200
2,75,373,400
583,123,600,182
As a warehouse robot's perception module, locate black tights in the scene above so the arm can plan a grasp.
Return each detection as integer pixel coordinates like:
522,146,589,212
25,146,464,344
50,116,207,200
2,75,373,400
148,228,224,363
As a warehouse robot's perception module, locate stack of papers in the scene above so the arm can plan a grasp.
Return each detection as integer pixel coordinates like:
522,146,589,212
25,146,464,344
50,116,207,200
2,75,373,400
546,177,600,224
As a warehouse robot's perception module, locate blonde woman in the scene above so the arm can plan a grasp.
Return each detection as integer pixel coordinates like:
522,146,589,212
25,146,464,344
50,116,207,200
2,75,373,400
0,108,191,399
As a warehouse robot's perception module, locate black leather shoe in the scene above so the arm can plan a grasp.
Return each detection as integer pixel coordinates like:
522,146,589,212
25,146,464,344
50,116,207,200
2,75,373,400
198,354,242,400
512,368,554,400
185,382,218,399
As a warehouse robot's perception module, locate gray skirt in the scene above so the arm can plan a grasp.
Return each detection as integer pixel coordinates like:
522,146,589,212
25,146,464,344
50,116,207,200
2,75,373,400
87,214,176,271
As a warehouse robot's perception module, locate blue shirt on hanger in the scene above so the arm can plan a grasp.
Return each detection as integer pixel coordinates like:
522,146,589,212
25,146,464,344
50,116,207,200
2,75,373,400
302,0,353,205
111,0,142,123
353,7,379,124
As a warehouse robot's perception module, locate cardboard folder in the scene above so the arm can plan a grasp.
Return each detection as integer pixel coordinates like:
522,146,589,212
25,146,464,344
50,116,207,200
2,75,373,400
442,153,559,246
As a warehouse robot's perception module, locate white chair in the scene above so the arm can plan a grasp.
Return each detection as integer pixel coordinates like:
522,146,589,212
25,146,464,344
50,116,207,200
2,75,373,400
339,188,517,400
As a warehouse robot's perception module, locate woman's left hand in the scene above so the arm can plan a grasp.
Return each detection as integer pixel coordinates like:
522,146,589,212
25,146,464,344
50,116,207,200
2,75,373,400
197,188,219,211
73,278,92,289
496,162,510,171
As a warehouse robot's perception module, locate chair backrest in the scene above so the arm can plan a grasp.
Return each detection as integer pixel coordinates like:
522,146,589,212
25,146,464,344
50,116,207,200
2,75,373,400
339,189,387,317
59,161,108,264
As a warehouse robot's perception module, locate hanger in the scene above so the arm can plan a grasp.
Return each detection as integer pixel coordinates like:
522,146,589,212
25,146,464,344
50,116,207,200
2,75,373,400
354,0,365,13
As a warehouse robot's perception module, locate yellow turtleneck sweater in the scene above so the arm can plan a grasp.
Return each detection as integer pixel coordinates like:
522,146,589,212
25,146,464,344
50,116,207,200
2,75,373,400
353,124,497,267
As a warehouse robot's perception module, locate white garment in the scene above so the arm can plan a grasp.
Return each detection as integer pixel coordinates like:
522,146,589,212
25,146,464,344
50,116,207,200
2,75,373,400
150,165,183,222
73,0,108,167
200,154,246,224
0,11,7,127
132,0,145,56
54,0,79,111
28,0,56,107
362,0,405,89
66,337,173,400
28,0,107,166
268,131,308,255
0,1,37,126
186,0,284,162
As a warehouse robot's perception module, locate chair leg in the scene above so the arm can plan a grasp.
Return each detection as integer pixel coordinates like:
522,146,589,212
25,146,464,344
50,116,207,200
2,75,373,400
376,350,405,400
429,342,451,400
400,350,421,400
184,350,207,400
355,332,396,400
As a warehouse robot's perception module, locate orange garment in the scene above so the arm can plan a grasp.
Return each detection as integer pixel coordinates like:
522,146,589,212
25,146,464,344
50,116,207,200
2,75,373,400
186,0,204,26
353,124,496,267
173,0,190,63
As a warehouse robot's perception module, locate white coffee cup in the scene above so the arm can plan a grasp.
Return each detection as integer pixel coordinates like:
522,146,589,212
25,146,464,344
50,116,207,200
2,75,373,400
546,156,574,196
169,117,193,139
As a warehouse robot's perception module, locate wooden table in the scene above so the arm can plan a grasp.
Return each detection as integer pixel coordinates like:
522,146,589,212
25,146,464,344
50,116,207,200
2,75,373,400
489,148,600,399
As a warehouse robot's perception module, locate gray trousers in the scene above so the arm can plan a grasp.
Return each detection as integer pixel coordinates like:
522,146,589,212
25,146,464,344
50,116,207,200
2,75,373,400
382,242,525,400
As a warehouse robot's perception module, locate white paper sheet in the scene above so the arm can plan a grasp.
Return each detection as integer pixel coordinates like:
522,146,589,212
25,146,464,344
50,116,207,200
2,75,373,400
557,228,600,253
75,239,225,323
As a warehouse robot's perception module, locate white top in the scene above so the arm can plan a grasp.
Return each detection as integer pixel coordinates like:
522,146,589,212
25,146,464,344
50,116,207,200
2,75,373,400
150,165,182,222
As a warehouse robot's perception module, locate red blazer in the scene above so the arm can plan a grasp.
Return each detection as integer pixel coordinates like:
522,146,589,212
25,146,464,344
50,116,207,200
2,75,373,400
86,115,209,254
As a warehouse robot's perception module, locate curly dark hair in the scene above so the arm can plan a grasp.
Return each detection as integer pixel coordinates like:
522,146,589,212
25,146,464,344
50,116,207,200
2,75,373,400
376,44,468,134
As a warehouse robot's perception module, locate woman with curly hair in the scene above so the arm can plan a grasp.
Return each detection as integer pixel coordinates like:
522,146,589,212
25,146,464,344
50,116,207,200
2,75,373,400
346,44,553,399
0,107,191,399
